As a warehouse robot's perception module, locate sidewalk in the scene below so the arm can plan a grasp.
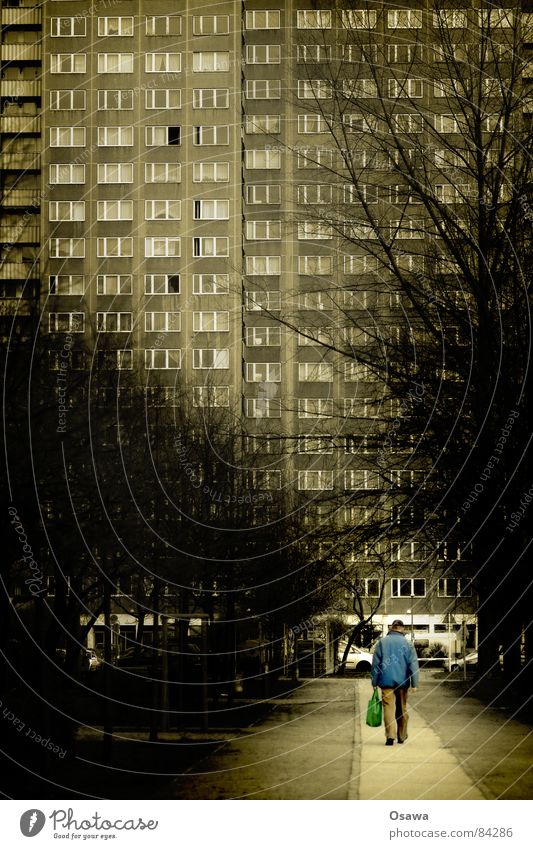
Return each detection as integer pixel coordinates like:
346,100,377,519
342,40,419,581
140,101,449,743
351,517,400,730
171,675,532,800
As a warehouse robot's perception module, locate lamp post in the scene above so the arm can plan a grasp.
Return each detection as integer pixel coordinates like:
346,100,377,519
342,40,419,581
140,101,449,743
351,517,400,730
410,595,415,642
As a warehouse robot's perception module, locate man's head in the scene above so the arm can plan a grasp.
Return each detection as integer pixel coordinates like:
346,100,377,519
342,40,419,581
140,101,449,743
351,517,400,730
390,620,405,632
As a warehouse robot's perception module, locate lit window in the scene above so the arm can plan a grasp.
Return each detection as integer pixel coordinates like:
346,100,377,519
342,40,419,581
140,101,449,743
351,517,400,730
192,348,229,369
144,237,181,257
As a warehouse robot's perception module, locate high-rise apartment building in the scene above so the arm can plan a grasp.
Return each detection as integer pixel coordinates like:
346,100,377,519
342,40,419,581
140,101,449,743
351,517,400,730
9,1,526,649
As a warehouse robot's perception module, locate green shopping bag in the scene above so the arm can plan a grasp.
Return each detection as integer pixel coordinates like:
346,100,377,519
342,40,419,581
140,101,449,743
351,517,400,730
366,687,382,727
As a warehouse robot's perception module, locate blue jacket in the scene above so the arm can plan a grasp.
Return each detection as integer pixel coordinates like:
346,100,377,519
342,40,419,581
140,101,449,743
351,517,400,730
371,630,419,689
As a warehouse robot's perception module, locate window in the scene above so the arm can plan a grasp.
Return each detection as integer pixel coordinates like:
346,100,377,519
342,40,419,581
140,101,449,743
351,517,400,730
145,200,181,220
340,10,377,28
298,80,332,99
343,79,377,98
438,578,471,597
96,312,132,332
97,90,133,110
297,45,332,62
246,362,281,382
144,237,181,258
388,78,423,98
479,9,513,28
98,17,133,36
298,362,333,381
344,183,378,204
50,54,86,73
298,222,333,239
249,470,281,490
388,10,423,28
51,17,86,37
391,579,426,598
435,114,460,133
193,162,229,183
297,10,331,28
193,125,229,145
194,387,230,408
192,52,230,72
145,349,181,369
193,348,229,369
145,163,181,184
433,10,468,28
98,126,133,146
145,312,181,332
97,349,132,371
390,219,424,239
97,275,132,295
391,113,423,133
297,114,330,133
245,221,281,240
145,53,181,73
145,90,182,109
97,163,133,184
341,44,378,63
98,53,134,73
364,579,380,597
49,275,85,296
50,127,85,147
245,256,281,275
343,113,379,133
97,200,133,221
245,150,281,169
297,147,334,168
192,237,228,258
48,201,85,222
144,274,180,295
49,90,86,110
434,184,468,204
145,16,181,36
245,11,281,29
192,89,229,109
193,311,229,332
193,15,229,35
49,312,84,333
145,126,181,147
298,471,334,490
246,398,281,418
193,199,229,220
97,238,133,257
298,399,332,418
387,44,419,63
246,115,281,134
245,326,281,346
298,435,333,454
245,80,281,99
49,351,86,371
344,469,381,490
193,274,229,295
49,164,85,184
246,185,281,204
298,255,333,274
389,185,421,205
49,238,85,258
245,290,281,311
297,327,332,346
246,45,281,64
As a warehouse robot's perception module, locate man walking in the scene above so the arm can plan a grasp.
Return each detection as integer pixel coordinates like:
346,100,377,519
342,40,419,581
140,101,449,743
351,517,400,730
371,620,419,746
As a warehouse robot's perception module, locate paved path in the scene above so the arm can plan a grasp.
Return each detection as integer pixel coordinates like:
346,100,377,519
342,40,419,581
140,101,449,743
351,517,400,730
172,675,532,800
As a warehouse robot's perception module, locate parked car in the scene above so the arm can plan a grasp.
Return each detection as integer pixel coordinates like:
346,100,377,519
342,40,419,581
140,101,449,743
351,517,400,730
339,645,374,673
451,651,478,670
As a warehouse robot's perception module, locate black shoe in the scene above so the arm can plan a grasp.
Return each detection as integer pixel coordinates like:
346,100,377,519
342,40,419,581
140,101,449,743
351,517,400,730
397,735,408,744
385,738,394,746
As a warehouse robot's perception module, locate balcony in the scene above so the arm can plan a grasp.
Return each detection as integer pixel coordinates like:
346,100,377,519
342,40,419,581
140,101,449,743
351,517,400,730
0,298,32,317
1,188,41,208
1,8,42,27
1,80,41,98
1,43,41,62
0,262,39,281
0,224,40,245
0,115,40,134
0,152,40,170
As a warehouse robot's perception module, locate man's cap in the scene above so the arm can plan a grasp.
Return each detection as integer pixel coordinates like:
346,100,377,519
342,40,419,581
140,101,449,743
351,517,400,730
391,619,405,628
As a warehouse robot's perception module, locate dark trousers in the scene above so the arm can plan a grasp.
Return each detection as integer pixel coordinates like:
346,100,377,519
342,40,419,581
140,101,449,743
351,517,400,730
381,687,409,741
